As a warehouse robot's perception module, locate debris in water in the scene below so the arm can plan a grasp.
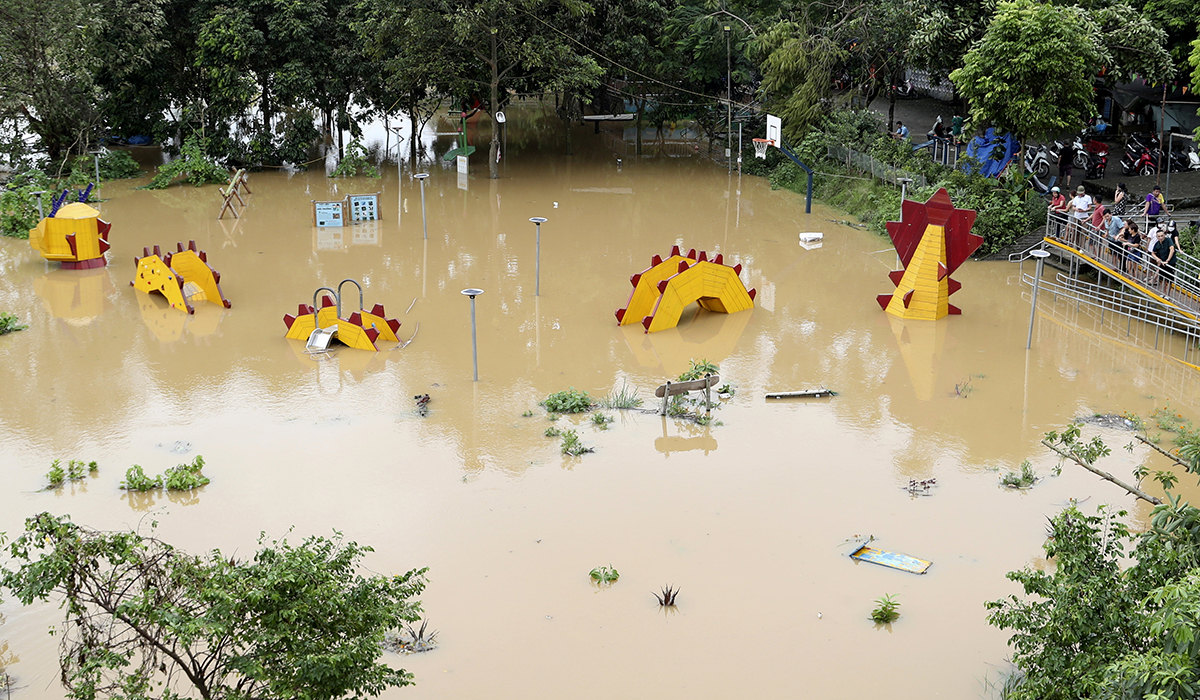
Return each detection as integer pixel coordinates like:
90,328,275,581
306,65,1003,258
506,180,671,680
654,585,679,607
382,619,438,654
849,545,932,574
1077,413,1140,431
904,477,937,495
415,394,430,416
765,388,837,399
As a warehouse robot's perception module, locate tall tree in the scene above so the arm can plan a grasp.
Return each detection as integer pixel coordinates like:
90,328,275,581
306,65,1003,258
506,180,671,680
950,0,1103,146
1,513,429,700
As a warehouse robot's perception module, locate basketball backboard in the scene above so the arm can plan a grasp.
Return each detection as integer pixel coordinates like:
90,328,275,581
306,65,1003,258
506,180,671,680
766,114,782,145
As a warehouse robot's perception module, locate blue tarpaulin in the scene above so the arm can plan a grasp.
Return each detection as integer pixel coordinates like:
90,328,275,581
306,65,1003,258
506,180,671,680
964,128,1019,178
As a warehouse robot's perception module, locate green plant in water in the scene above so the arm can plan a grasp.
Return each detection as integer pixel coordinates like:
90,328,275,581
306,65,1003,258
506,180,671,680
121,465,161,492
0,312,27,335
521,410,534,417
871,594,900,623
590,413,614,430
329,138,381,178
717,384,735,396
45,459,97,488
541,388,593,414
560,429,591,456
544,426,562,438
145,135,229,189
678,358,719,382
1001,460,1038,489
954,377,973,397
162,455,210,490
0,168,51,239
598,384,642,409
589,565,619,584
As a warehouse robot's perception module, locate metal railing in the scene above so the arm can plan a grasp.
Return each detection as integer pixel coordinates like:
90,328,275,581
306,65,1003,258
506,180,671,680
825,145,928,187
1043,209,1200,319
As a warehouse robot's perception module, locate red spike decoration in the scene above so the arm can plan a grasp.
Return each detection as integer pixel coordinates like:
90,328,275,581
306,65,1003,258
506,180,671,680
875,188,981,320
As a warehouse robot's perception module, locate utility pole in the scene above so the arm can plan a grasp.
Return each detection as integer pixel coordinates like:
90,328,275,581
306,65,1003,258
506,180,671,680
725,24,732,173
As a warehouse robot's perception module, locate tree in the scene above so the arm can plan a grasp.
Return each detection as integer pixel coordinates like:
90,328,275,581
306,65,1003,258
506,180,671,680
950,0,1103,152
0,513,428,700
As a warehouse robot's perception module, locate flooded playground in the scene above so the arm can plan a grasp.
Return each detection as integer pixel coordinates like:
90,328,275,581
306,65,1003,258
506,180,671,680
3,104,1200,699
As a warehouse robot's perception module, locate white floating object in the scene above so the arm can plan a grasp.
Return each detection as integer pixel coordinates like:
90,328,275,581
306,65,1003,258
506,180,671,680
799,232,824,242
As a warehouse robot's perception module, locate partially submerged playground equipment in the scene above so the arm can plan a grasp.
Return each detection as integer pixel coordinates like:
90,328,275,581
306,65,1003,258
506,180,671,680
876,188,982,320
131,241,232,314
29,187,112,269
615,245,756,333
283,279,401,352
753,114,814,214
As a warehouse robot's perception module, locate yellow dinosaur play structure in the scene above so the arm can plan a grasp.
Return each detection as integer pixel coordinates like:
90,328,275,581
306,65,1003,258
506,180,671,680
616,245,756,333
29,200,112,269
876,188,982,320
282,280,401,351
130,241,232,314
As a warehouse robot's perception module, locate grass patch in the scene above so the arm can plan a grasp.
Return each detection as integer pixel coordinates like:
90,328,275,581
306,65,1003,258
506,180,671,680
598,384,642,409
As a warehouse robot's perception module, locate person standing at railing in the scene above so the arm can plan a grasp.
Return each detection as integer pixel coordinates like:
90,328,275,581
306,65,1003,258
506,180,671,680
1151,226,1177,293
1112,183,1130,216
1070,185,1094,247
1048,186,1068,237
1116,220,1141,276
1102,209,1124,265
1142,185,1165,228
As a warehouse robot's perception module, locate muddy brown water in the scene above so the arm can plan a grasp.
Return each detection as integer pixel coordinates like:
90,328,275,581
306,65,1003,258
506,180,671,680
2,104,1200,699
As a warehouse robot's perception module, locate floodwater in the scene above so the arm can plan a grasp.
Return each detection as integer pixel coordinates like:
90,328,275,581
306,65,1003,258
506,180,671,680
2,103,1200,699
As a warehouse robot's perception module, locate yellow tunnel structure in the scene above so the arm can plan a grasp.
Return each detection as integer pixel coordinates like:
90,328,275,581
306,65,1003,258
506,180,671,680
130,241,232,314
615,246,755,333
29,202,112,269
283,294,401,352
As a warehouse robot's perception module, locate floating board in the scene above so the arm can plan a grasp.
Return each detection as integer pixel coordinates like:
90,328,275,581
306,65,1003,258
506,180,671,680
849,545,931,574
582,114,638,122
799,232,824,242
765,388,837,399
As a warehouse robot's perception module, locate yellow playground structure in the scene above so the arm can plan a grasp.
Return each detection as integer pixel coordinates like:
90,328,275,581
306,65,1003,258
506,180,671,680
283,280,401,351
616,245,756,333
130,241,232,314
29,200,112,270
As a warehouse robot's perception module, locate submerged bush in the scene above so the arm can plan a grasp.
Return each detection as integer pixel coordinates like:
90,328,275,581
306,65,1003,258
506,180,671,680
145,136,228,189
121,455,209,491
541,388,593,414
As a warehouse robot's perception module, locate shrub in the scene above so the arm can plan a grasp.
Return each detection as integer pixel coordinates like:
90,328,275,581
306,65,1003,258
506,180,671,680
120,465,161,492
162,455,210,490
145,136,229,189
0,168,52,238
541,388,593,414
330,138,380,178
46,459,98,488
871,594,900,623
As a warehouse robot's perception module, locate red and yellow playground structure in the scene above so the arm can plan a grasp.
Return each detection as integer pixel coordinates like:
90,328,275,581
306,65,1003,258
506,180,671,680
131,241,232,314
616,245,756,333
283,280,401,351
29,191,112,269
876,188,982,320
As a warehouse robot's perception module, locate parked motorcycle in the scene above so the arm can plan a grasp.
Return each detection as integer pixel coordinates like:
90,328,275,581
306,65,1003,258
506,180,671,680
1072,129,1108,171
1187,145,1200,171
1121,136,1157,177
1024,143,1053,179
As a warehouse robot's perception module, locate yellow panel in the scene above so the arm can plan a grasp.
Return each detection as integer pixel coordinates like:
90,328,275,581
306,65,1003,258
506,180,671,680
886,224,949,321
618,255,692,326
284,306,339,340
358,311,399,341
644,262,754,332
132,255,191,313
168,250,229,308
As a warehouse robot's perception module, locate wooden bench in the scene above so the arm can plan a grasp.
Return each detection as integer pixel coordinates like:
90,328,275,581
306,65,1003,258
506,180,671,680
217,169,248,220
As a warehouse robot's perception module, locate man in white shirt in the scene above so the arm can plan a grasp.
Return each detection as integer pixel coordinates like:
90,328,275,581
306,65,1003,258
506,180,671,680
1070,185,1094,244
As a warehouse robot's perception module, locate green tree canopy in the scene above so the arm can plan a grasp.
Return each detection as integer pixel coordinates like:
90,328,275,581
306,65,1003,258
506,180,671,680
1,513,428,700
950,0,1103,141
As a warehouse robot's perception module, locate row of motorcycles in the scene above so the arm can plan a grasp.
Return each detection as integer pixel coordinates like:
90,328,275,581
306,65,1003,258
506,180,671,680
1024,127,1200,179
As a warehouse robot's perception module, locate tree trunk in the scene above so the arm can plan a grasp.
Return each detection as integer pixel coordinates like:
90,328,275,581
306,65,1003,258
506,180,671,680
488,22,500,180
636,101,643,157
410,111,419,169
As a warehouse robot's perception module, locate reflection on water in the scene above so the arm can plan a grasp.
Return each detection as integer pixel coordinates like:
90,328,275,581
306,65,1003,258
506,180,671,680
2,101,1200,700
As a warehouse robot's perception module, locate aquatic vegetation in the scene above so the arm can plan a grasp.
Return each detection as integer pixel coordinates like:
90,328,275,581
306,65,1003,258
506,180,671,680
678,358,719,382
0,312,26,335
599,384,642,409
717,384,735,396
521,410,534,417
560,429,591,456
871,594,900,623
121,456,209,492
954,377,973,397
45,460,97,488
589,565,619,584
544,426,562,438
590,413,614,429
654,585,679,607
541,388,593,414
383,619,438,654
1001,460,1039,489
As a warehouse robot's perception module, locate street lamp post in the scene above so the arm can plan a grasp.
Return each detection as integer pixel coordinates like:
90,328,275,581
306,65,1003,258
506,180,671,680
1026,249,1051,350
725,24,732,173
414,173,430,240
461,288,484,381
529,217,547,295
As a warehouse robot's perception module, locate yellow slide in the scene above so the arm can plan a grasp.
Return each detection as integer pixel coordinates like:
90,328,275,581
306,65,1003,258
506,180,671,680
131,241,232,314
615,246,756,333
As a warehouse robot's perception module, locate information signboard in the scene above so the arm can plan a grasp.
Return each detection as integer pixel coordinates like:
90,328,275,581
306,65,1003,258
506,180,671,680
312,200,346,227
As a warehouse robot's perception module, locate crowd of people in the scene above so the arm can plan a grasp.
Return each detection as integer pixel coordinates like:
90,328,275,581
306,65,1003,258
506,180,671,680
1047,183,1185,294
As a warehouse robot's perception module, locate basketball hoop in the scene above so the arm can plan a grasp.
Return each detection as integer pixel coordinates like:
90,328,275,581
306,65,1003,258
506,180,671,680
753,138,774,160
